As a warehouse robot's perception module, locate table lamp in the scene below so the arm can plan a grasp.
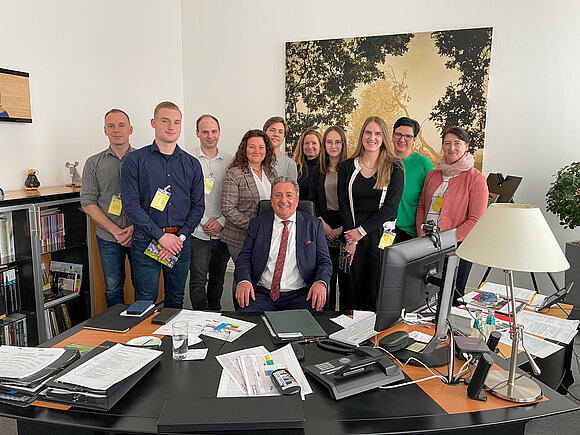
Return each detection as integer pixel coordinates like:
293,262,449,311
456,203,569,402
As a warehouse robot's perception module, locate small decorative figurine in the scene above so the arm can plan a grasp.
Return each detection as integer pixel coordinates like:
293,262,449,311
24,169,40,190
65,161,82,187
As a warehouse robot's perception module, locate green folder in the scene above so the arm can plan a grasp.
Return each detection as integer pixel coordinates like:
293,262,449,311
263,309,327,343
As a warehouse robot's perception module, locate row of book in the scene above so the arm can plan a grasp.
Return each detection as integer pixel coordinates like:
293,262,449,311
0,313,28,346
0,213,16,263
1,266,21,320
40,209,66,254
44,303,73,339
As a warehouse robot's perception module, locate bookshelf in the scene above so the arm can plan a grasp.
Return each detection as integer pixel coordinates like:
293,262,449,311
0,186,94,345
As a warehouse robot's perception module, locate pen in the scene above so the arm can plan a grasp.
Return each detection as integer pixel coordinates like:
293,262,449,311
295,337,320,344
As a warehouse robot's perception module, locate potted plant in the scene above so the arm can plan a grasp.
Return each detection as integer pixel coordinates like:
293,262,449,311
546,161,580,305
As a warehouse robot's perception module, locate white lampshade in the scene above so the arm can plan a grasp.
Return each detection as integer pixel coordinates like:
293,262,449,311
456,203,569,272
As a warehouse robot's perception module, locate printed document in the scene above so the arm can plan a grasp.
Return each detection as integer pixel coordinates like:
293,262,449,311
0,346,65,380
516,310,579,344
500,331,563,359
240,344,312,399
153,310,255,342
55,343,162,391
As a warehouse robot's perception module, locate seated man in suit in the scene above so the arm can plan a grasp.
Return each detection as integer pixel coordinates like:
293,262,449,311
235,176,332,312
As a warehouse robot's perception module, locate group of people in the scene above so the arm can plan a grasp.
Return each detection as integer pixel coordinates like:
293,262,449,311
81,101,488,315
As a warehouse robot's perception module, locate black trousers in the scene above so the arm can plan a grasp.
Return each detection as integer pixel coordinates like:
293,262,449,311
342,228,382,311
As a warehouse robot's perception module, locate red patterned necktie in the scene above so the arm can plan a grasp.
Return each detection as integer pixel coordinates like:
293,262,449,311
270,220,290,301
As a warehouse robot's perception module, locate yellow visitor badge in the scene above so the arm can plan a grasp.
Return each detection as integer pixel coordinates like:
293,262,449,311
108,195,122,216
150,185,171,211
432,195,444,213
204,177,214,195
378,231,395,249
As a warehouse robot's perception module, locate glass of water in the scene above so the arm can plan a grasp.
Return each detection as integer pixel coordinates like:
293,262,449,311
172,321,188,360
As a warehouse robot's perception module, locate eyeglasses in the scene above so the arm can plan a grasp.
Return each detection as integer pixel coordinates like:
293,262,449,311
393,132,415,141
325,140,342,146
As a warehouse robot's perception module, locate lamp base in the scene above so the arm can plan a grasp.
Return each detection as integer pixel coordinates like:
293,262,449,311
485,369,543,403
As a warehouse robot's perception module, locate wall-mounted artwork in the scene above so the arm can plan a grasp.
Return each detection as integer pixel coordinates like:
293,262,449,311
0,68,32,123
285,27,492,171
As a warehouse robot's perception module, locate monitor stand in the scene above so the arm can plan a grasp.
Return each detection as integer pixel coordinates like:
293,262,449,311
393,254,459,368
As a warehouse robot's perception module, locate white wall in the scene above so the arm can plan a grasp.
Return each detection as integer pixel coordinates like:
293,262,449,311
182,0,580,289
2,0,579,289
0,0,184,190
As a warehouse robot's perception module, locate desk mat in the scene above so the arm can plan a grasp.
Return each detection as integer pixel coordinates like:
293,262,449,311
373,323,547,415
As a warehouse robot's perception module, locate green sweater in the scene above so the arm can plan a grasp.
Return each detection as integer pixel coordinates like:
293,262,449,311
396,152,433,237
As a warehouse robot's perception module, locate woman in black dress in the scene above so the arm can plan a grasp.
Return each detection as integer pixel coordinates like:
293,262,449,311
338,117,404,310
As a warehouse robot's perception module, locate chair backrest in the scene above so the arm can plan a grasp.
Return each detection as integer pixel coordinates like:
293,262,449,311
258,199,316,217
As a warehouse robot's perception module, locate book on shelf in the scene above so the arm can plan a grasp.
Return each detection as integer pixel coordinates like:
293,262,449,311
44,303,73,339
0,212,16,263
0,313,28,346
39,210,65,254
1,266,21,315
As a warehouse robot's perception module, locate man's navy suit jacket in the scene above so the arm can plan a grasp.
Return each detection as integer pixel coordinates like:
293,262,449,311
234,211,332,290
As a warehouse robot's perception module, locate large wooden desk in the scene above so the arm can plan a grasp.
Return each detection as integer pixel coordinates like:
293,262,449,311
1,310,578,435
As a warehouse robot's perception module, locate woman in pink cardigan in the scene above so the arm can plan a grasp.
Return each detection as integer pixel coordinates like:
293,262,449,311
416,126,488,303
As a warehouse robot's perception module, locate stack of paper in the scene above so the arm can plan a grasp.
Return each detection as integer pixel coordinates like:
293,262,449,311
215,344,312,400
0,346,80,405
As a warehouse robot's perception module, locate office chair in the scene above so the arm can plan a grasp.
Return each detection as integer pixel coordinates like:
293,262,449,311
232,199,327,310
257,199,316,217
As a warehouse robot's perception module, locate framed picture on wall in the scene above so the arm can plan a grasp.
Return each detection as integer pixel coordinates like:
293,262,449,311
0,68,32,123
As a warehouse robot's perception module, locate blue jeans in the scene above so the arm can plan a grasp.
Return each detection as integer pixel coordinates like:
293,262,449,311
189,237,230,310
96,236,134,308
131,226,191,308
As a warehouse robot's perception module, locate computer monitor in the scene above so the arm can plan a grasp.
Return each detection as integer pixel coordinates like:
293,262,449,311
375,228,458,367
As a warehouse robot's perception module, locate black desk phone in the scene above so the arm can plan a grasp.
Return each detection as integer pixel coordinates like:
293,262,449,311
304,346,405,399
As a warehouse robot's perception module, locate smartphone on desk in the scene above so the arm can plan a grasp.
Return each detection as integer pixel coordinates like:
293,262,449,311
126,300,154,315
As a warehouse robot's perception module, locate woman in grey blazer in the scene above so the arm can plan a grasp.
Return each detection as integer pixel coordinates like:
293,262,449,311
222,129,277,260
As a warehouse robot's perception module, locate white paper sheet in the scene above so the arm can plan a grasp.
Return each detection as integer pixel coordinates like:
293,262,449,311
215,346,268,394
55,343,162,391
183,348,208,360
216,370,246,398
331,310,375,328
500,331,563,359
154,310,255,342
0,346,65,380
516,310,579,344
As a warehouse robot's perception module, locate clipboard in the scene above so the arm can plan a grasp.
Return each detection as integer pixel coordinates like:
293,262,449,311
43,341,162,410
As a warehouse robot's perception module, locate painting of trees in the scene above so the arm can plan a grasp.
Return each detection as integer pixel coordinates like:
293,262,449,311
285,34,414,154
285,28,493,170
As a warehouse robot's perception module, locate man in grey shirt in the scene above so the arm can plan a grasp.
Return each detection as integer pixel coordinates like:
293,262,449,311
189,114,232,310
80,109,134,307
263,116,298,180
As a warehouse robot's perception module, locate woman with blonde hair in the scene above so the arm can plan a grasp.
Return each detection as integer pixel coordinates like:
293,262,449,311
293,129,322,199
309,126,349,309
222,129,277,261
338,116,404,310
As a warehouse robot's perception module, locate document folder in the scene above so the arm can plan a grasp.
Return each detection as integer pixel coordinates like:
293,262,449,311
83,303,156,332
263,309,327,344
0,349,80,406
157,395,305,432
43,341,162,410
